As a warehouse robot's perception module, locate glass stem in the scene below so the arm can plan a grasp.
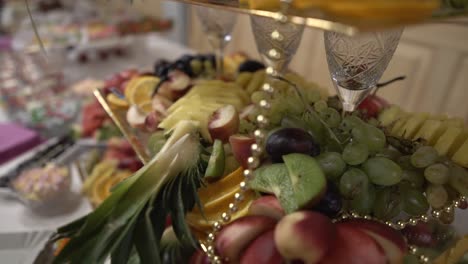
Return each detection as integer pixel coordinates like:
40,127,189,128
215,46,224,79
208,34,225,79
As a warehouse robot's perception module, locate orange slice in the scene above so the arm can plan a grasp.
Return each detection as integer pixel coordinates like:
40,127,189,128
186,195,254,231
107,93,129,108
129,77,160,105
124,76,142,101
137,101,153,114
194,187,254,216
197,167,244,200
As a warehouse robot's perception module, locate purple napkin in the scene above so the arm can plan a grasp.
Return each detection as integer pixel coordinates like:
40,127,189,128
0,123,42,165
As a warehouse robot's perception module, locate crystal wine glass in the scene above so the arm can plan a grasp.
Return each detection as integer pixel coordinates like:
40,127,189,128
324,29,403,112
250,15,304,74
195,6,237,78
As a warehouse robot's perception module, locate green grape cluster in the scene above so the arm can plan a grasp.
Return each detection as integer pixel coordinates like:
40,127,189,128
265,85,468,222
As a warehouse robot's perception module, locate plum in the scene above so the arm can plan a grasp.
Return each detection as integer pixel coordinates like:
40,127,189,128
266,128,320,163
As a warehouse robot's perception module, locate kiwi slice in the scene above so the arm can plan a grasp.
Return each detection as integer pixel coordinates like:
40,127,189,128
249,163,297,213
204,140,225,181
283,153,327,209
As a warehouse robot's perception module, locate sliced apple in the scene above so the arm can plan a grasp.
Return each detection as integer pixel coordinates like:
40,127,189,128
248,195,285,220
151,94,173,115
158,70,191,100
144,110,164,132
274,211,336,264
215,215,277,263
208,105,240,143
338,219,407,264
229,134,255,168
126,105,146,129
240,230,283,264
321,224,386,264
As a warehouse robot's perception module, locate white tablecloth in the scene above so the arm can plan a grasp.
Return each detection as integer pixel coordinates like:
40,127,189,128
0,34,191,263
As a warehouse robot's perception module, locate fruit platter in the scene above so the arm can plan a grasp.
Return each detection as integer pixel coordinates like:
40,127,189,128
44,47,468,264
42,0,468,262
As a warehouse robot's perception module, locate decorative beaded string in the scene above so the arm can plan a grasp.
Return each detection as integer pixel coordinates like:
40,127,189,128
200,3,292,262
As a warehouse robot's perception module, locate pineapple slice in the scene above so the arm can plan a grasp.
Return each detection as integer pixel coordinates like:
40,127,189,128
432,114,448,120
390,115,410,137
434,127,466,156
235,72,253,89
444,117,465,128
413,119,447,145
402,113,429,139
379,106,403,127
160,107,211,141
167,95,221,113
452,138,468,168
190,82,250,103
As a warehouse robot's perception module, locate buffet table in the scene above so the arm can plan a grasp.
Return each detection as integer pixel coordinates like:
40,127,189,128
0,34,191,264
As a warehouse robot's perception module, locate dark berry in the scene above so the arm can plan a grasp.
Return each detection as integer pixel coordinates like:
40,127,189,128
238,60,265,73
154,59,171,77
312,181,342,217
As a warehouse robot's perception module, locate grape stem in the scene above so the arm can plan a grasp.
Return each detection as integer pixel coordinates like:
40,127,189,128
274,76,343,149
373,76,406,96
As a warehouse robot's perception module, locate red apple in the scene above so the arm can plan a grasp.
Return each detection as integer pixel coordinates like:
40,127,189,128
229,135,255,168
275,211,336,264
248,195,285,220
208,105,240,143
215,215,277,263
358,95,390,119
126,105,146,129
321,224,386,264
240,230,283,264
401,222,435,248
339,219,407,264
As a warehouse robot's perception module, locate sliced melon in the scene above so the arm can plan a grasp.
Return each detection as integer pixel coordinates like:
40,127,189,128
391,115,410,137
452,138,468,168
413,119,447,145
378,106,403,127
402,113,429,139
434,127,466,156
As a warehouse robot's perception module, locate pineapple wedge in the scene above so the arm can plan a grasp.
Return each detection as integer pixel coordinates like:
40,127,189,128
391,115,411,137
434,127,466,157
444,117,465,128
379,106,403,127
413,119,447,145
160,107,211,141
402,113,429,139
452,138,468,168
